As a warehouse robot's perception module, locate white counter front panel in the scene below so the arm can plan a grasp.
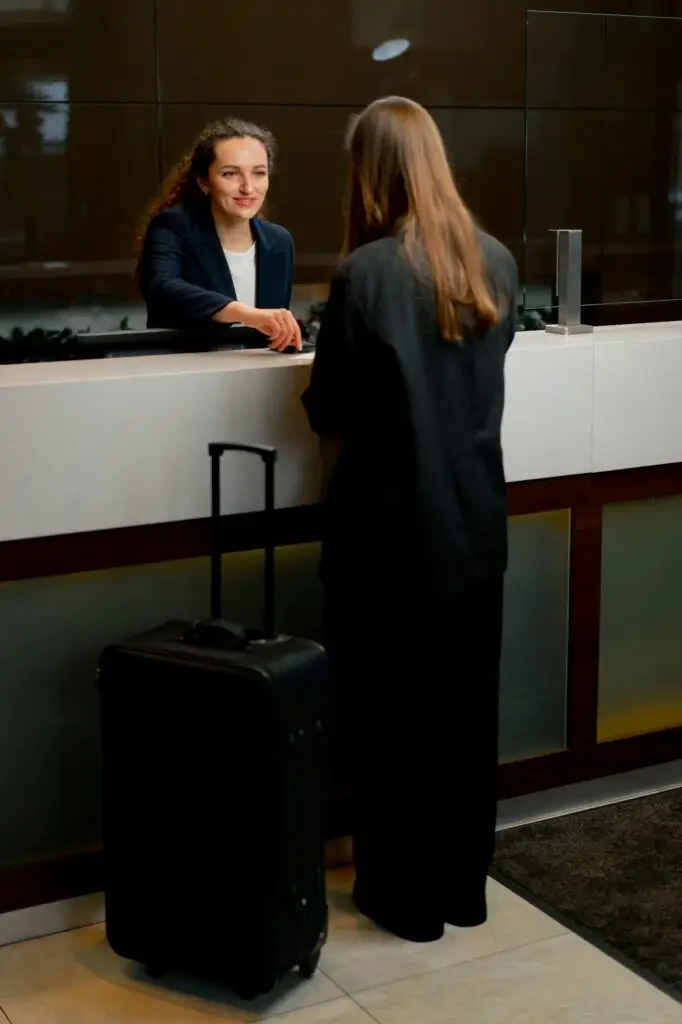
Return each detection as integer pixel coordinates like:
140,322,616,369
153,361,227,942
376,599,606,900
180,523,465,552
0,354,319,543
2,323,682,544
592,328,682,473
502,336,594,482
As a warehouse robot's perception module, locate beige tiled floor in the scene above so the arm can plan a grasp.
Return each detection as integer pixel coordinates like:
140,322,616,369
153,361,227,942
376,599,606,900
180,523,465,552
0,869,680,1023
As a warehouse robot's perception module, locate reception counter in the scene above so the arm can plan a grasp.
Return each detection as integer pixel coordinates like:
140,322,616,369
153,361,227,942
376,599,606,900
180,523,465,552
3,320,682,544
2,321,682,915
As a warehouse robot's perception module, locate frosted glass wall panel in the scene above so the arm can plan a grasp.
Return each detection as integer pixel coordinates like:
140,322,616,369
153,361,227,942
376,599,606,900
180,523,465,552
499,511,570,762
599,497,682,742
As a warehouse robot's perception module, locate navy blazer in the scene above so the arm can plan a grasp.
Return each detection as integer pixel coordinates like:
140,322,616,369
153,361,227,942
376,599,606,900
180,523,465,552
138,202,295,329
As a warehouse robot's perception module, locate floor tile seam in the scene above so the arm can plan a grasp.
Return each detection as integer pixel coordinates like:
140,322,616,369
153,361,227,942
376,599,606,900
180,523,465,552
346,991,382,1024
328,929,570,998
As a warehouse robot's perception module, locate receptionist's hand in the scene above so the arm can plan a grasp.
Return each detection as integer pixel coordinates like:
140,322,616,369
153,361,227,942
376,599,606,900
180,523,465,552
245,308,302,352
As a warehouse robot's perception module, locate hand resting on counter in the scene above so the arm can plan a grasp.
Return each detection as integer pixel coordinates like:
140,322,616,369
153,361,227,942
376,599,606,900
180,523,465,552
213,301,302,351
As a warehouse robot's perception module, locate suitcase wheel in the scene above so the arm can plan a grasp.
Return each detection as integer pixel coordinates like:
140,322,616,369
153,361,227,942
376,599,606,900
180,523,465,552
298,949,321,981
145,962,166,981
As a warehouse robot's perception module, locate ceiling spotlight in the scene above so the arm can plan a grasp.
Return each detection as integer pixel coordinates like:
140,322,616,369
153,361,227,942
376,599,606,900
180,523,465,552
372,38,411,62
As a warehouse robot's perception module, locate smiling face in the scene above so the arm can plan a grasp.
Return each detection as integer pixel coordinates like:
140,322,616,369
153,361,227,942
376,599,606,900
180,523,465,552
200,136,270,222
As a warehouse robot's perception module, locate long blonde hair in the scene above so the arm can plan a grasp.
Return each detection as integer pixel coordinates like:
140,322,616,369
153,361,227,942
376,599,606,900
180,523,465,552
343,96,499,341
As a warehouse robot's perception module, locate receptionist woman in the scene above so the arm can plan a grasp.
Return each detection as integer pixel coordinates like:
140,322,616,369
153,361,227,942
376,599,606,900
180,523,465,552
135,117,301,351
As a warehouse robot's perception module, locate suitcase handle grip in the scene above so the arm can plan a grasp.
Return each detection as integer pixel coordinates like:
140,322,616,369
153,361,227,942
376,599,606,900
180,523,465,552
183,619,250,651
208,442,277,465
208,442,278,639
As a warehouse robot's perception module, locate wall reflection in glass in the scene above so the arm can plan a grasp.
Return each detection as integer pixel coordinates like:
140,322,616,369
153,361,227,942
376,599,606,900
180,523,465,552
0,0,679,340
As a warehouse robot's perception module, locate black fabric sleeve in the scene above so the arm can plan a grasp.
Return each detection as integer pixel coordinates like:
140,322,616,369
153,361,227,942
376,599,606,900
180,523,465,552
505,256,519,352
301,266,360,439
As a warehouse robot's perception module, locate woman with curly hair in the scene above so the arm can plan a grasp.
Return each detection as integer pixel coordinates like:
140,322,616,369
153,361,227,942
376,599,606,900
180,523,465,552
136,117,301,350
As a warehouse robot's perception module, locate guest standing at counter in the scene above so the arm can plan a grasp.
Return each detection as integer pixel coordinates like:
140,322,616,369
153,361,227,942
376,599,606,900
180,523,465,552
303,97,517,943
135,117,301,351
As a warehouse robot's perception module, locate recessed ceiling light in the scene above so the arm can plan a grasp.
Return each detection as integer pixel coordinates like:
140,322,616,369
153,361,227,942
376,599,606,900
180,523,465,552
372,38,411,62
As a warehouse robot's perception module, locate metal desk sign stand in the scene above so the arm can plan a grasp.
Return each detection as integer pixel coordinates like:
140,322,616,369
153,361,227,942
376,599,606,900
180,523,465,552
545,229,594,335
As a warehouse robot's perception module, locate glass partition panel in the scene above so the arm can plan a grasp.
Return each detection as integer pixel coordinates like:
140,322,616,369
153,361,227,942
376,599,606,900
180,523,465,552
524,10,682,324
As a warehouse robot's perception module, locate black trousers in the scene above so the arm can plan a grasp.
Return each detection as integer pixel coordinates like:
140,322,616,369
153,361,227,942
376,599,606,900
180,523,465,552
324,575,504,926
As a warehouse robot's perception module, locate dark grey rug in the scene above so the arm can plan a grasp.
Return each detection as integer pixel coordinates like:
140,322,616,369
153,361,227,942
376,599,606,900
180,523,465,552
493,788,682,1003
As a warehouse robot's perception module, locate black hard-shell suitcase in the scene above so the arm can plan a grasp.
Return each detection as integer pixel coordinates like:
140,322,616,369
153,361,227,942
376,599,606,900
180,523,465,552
98,443,329,1000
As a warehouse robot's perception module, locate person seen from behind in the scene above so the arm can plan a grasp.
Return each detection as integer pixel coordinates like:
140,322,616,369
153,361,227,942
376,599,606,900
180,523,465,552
302,95,518,943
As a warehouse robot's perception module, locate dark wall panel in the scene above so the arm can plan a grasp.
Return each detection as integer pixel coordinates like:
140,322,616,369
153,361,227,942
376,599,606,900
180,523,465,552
0,102,159,266
0,0,681,327
526,9,682,110
0,0,157,103
433,109,525,257
156,0,526,108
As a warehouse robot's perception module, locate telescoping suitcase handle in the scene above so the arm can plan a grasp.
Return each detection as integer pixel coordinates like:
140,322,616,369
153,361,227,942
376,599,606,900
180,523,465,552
208,442,277,640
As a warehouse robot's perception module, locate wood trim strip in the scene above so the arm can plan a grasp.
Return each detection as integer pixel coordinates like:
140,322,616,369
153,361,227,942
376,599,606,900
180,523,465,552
566,500,603,749
0,506,323,584
0,849,102,917
591,464,682,504
507,474,590,515
497,726,682,800
2,464,681,585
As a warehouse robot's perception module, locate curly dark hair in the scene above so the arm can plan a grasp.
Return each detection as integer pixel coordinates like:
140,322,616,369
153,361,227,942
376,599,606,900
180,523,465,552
134,117,277,280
